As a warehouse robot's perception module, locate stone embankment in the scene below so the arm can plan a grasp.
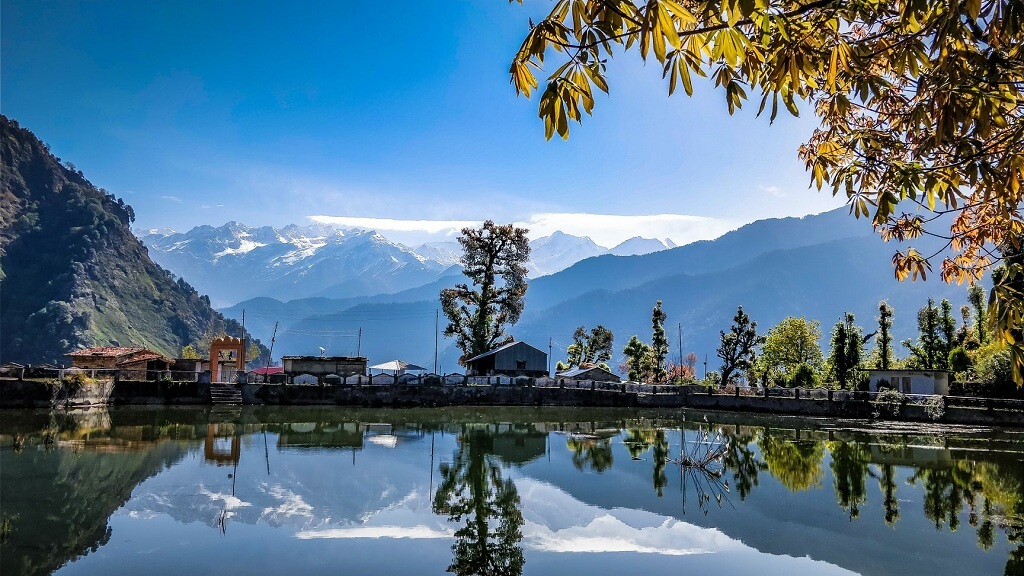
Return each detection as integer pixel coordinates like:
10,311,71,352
1,377,1022,427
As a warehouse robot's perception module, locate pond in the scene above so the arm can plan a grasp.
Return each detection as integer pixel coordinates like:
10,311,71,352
1,406,1022,576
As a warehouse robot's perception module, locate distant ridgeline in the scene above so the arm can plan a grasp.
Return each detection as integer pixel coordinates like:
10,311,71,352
0,115,268,365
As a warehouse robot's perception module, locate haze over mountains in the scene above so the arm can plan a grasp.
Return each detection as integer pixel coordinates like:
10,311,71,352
216,208,969,374
138,224,679,307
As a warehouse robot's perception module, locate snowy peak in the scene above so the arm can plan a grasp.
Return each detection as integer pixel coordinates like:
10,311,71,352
527,232,606,277
609,236,675,257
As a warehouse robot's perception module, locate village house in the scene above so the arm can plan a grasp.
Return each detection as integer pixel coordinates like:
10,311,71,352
464,340,548,378
67,346,174,380
556,364,621,383
867,369,950,395
281,355,367,384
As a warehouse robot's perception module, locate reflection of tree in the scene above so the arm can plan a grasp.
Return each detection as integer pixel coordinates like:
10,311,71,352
908,462,978,532
878,464,900,526
827,441,871,519
433,429,524,576
622,429,669,496
567,436,614,473
758,435,825,492
722,428,764,501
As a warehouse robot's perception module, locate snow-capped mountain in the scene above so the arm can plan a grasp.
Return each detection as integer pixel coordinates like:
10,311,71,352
139,223,456,306
527,231,607,276
608,236,677,256
139,223,680,307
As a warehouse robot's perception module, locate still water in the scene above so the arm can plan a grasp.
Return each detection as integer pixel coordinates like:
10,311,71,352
1,406,1022,576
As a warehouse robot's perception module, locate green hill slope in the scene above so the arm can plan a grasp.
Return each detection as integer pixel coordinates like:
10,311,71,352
0,116,265,364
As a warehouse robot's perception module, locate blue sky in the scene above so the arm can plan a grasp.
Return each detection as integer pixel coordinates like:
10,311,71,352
2,0,845,246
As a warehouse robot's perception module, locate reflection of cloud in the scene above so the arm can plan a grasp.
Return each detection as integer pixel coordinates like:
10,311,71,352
367,435,399,448
308,213,737,248
517,479,747,556
295,525,453,540
199,485,251,522
260,484,314,523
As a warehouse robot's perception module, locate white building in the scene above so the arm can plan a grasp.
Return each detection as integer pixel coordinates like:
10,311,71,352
867,369,950,395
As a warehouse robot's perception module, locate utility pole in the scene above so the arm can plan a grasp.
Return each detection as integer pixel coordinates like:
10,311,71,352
677,323,683,383
703,354,708,380
548,337,553,377
434,309,439,375
241,309,246,369
266,321,279,370
357,327,362,357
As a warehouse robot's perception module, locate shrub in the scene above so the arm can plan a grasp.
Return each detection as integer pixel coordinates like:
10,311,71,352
948,346,972,373
920,395,946,421
873,389,906,419
787,363,818,388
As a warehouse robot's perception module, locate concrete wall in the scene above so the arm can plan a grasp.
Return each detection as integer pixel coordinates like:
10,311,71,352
3,378,1022,427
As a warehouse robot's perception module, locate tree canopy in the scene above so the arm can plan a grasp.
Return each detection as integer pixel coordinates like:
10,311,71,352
441,221,531,362
757,316,823,386
509,0,1024,381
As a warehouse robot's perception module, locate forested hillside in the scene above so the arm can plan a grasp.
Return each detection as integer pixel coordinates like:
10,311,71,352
0,116,266,364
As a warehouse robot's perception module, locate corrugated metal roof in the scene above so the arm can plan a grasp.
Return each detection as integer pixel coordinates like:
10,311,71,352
464,340,528,363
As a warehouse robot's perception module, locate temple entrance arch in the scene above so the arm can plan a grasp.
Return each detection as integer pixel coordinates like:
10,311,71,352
210,336,246,382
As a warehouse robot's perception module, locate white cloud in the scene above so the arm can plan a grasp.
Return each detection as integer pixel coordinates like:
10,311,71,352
161,195,183,202
759,185,786,197
308,212,738,248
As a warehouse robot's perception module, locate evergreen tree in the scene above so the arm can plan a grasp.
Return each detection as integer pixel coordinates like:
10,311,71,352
967,283,988,345
563,325,614,368
829,313,863,389
650,301,669,382
903,299,948,370
875,301,894,370
717,306,763,385
622,336,654,383
939,299,957,364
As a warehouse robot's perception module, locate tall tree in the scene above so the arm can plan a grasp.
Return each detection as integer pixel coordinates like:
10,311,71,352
650,301,669,382
622,335,654,383
564,325,614,368
440,221,530,363
904,299,947,370
717,306,763,385
990,239,1024,381
875,301,895,370
829,313,863,389
968,283,988,345
939,299,957,363
757,317,823,387
507,0,1024,382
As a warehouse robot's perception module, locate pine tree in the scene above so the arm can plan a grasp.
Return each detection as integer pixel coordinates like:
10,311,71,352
650,301,669,382
875,301,894,370
830,313,863,389
717,306,763,385
967,283,988,345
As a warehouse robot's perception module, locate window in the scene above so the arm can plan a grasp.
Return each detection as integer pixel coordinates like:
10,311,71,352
902,377,912,393
516,360,527,370
890,376,899,388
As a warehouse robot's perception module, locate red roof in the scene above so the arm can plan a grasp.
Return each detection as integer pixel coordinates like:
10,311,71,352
251,366,283,375
67,346,146,358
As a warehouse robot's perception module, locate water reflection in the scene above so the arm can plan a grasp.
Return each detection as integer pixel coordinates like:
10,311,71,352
433,427,524,576
1,407,1023,576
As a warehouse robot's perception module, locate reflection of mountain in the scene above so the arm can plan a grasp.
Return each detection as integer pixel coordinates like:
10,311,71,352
0,439,186,576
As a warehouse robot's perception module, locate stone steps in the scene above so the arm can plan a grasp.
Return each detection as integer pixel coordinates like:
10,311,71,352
209,383,242,405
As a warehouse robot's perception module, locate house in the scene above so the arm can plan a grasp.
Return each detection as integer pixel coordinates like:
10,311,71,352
464,340,548,378
867,369,950,395
281,355,367,384
67,346,174,380
556,365,621,383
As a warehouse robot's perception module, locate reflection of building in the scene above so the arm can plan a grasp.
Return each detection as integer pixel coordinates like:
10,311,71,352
464,341,548,377
204,425,241,466
867,369,950,395
281,356,367,384
67,347,174,380
276,422,364,450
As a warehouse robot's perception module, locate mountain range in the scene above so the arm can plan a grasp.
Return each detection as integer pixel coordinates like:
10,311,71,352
0,116,266,364
220,208,970,374
138,224,678,306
